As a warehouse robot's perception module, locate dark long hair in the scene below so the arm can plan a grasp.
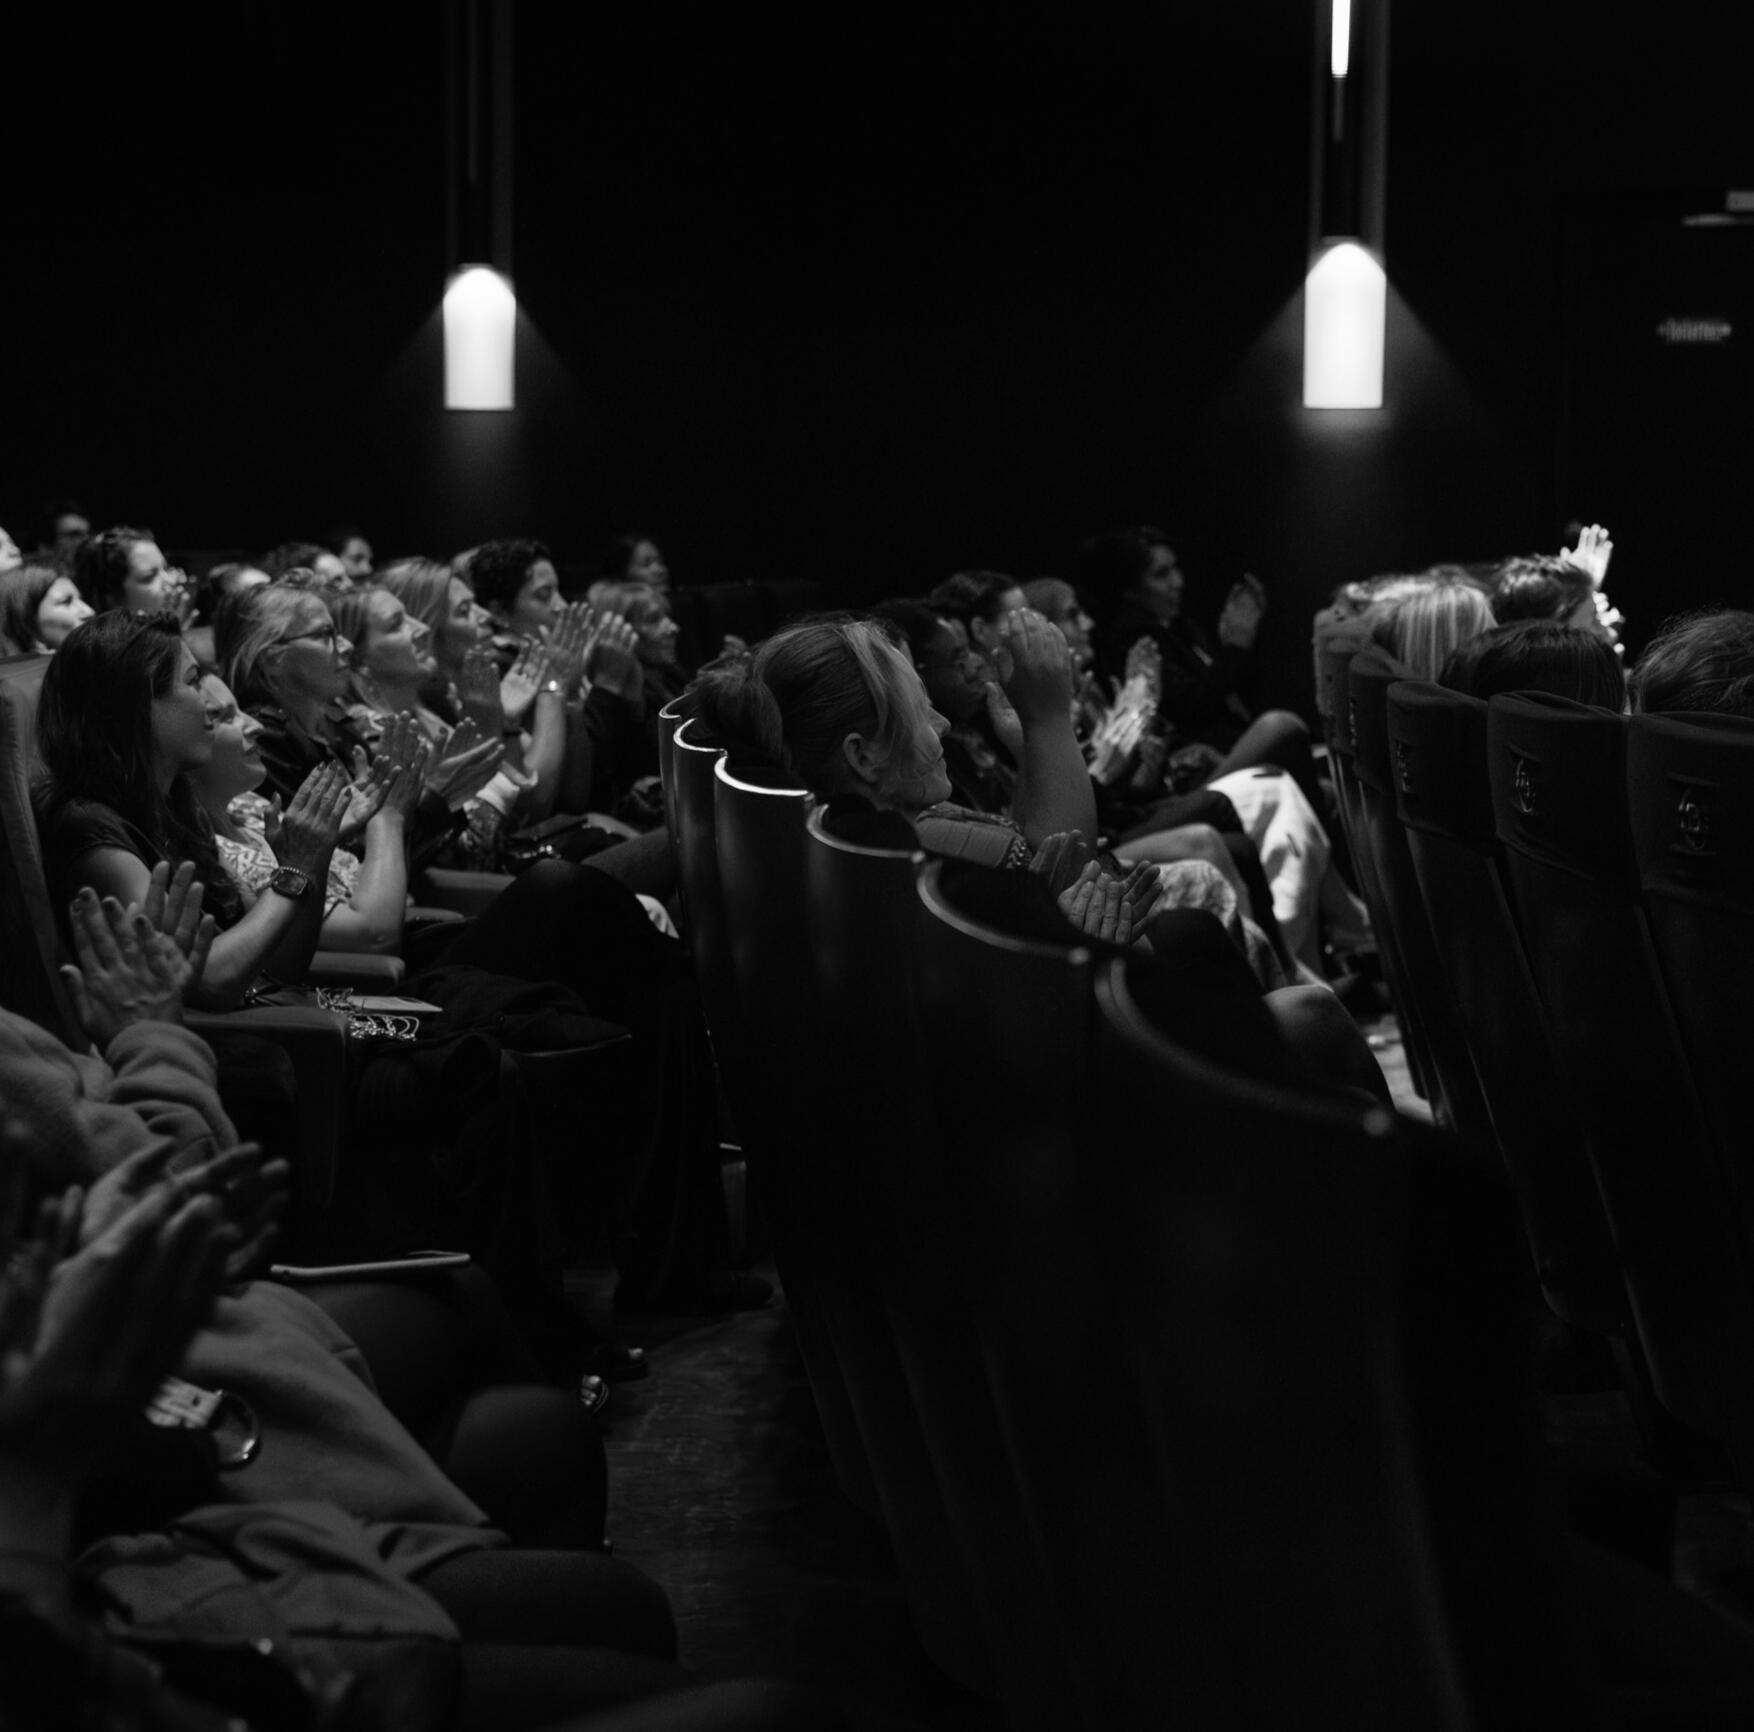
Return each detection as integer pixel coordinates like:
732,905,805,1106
34,611,238,921
0,564,58,654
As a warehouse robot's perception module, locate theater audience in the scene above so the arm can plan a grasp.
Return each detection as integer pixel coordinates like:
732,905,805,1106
868,594,1289,955
35,485,1754,1721
1076,525,1332,832
333,581,569,861
34,612,353,1009
0,883,859,1730
378,556,659,838
689,613,1384,1094
216,580,503,872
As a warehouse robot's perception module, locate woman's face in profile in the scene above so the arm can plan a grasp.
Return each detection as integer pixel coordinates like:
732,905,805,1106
506,559,564,641
35,576,93,649
627,539,670,594
275,597,352,706
198,672,267,799
1139,543,1184,619
874,648,952,812
916,620,987,726
626,595,679,666
123,540,184,615
359,591,433,684
150,642,219,780
437,576,493,671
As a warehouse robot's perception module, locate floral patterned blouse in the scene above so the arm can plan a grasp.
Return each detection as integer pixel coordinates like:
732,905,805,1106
216,792,361,917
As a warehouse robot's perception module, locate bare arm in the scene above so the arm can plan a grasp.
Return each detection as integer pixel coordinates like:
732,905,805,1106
993,608,1099,847
313,743,427,953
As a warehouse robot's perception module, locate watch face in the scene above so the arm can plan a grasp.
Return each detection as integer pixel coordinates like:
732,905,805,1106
269,867,311,899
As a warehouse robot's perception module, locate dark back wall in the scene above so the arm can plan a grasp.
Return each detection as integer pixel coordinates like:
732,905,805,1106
10,2,1754,710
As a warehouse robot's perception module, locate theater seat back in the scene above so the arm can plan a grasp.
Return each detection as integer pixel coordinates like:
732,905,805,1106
0,654,87,1048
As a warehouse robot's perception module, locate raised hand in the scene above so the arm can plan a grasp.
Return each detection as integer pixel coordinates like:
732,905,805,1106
584,611,644,702
263,759,352,876
135,860,217,984
376,735,432,824
496,640,551,726
541,602,594,697
1561,522,1614,585
60,886,199,1044
1123,635,1163,703
458,645,508,736
1216,574,1267,650
994,607,1075,725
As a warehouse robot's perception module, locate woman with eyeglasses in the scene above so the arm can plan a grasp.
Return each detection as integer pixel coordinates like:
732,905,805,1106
213,581,764,1319
213,580,504,874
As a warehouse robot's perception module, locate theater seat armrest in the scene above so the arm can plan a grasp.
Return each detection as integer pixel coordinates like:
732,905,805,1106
308,952,406,988
416,868,514,916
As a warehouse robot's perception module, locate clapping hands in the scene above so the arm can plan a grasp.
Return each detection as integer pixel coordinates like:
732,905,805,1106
583,610,644,702
60,875,214,1046
1028,833,1163,946
423,716,506,809
541,602,595,698
0,1154,233,1473
263,759,352,875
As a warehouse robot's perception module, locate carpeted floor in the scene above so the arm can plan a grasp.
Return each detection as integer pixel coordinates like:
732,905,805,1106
568,1263,1003,1730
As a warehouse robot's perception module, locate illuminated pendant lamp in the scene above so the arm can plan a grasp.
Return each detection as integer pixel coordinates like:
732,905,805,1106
1304,0,1389,409
444,0,515,410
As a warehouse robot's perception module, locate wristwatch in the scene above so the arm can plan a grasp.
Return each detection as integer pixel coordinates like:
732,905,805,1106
267,866,313,902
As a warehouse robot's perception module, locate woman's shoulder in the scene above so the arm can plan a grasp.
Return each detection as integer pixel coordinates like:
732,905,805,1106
39,795,154,858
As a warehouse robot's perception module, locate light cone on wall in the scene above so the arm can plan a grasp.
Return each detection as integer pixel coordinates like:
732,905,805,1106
443,265,516,410
1303,241,1385,408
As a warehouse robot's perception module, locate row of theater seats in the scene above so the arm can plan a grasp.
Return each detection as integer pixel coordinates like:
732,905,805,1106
1324,638,1754,1499
654,699,1596,1729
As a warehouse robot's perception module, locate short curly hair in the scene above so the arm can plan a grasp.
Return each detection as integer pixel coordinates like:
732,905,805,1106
468,539,553,617
72,526,155,614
